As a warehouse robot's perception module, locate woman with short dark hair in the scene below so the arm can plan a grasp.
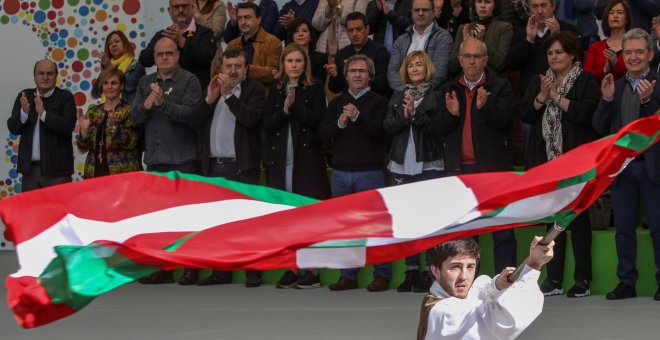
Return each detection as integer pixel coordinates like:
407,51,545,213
78,68,141,178
584,0,632,81
522,31,601,298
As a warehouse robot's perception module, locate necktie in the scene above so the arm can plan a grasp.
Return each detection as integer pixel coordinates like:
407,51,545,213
242,35,255,64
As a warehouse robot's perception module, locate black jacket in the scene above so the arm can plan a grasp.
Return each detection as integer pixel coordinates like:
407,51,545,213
506,20,578,92
522,71,601,169
318,90,389,171
7,88,77,176
139,24,216,89
440,74,516,174
190,78,267,175
262,81,330,199
384,89,455,165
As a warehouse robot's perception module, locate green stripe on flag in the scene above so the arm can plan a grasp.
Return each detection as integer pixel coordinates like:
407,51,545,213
556,168,596,190
614,130,660,151
529,210,578,228
308,239,368,248
153,172,319,207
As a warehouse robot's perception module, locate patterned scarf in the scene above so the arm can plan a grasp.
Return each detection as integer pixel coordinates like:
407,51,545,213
542,62,582,161
404,82,431,102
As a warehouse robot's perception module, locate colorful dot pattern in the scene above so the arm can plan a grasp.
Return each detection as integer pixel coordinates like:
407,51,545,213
0,0,146,249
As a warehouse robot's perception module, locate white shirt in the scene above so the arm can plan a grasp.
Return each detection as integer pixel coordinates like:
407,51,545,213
20,88,53,162
210,83,242,158
407,24,434,55
424,265,543,340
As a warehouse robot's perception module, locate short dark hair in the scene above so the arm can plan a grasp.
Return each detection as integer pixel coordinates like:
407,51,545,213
469,0,501,19
236,2,260,18
99,67,126,86
286,17,317,46
346,12,368,27
541,31,582,62
427,238,480,268
600,0,633,37
222,47,248,62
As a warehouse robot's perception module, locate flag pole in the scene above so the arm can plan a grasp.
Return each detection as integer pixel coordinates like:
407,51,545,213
506,222,565,283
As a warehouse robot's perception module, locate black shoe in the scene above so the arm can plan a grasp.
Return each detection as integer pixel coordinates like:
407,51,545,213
413,271,433,293
197,271,232,286
178,269,198,285
139,270,174,284
245,270,261,288
293,271,320,289
566,280,590,298
606,282,636,300
655,288,660,301
539,278,563,296
276,270,300,289
397,269,419,292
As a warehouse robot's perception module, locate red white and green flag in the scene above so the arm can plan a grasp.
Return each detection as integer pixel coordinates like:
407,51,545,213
3,115,660,329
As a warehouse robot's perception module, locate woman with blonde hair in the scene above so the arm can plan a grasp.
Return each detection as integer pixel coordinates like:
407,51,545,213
384,50,455,293
263,44,330,289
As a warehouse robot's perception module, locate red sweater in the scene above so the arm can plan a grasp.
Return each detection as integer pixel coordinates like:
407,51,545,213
584,39,627,82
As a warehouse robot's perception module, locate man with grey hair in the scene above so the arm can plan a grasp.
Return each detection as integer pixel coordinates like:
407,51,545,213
139,0,216,88
593,28,660,301
318,54,392,292
440,37,517,276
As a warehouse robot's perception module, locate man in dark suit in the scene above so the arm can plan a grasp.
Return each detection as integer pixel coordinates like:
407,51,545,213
440,38,517,275
506,0,578,92
189,47,267,287
593,28,660,302
7,59,76,192
139,0,216,88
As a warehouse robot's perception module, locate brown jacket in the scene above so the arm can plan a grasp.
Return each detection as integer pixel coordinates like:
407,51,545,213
227,28,282,88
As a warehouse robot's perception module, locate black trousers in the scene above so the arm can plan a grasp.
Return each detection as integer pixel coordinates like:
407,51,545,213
545,212,592,283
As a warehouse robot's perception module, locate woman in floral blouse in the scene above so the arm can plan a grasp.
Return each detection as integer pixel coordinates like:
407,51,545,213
77,68,141,178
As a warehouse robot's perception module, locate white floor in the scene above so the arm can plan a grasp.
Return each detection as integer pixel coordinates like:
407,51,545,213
1,252,658,339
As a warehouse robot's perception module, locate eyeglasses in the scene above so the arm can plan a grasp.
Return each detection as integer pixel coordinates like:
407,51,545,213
460,54,485,60
155,51,177,58
347,68,369,74
412,8,433,13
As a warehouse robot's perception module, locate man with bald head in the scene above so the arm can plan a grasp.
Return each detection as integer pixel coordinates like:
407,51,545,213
440,37,517,274
139,0,216,88
7,59,77,192
133,37,203,285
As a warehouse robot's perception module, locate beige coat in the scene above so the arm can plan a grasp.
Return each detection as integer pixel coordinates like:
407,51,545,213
312,0,369,54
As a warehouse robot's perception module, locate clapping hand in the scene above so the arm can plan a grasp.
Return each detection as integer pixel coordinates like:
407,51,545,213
538,74,553,102
33,92,45,116
637,79,656,103
284,87,296,113
19,92,30,113
403,92,416,118
601,74,615,99
445,91,460,116
77,110,91,137
476,87,489,109
98,52,112,70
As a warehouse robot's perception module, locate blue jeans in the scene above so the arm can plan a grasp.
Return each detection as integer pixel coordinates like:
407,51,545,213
611,161,660,286
333,170,391,281
390,170,445,267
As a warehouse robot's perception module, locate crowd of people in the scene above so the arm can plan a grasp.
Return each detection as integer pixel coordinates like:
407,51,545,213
7,0,660,302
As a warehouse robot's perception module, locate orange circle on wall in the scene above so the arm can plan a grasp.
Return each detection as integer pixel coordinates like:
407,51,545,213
51,48,65,61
